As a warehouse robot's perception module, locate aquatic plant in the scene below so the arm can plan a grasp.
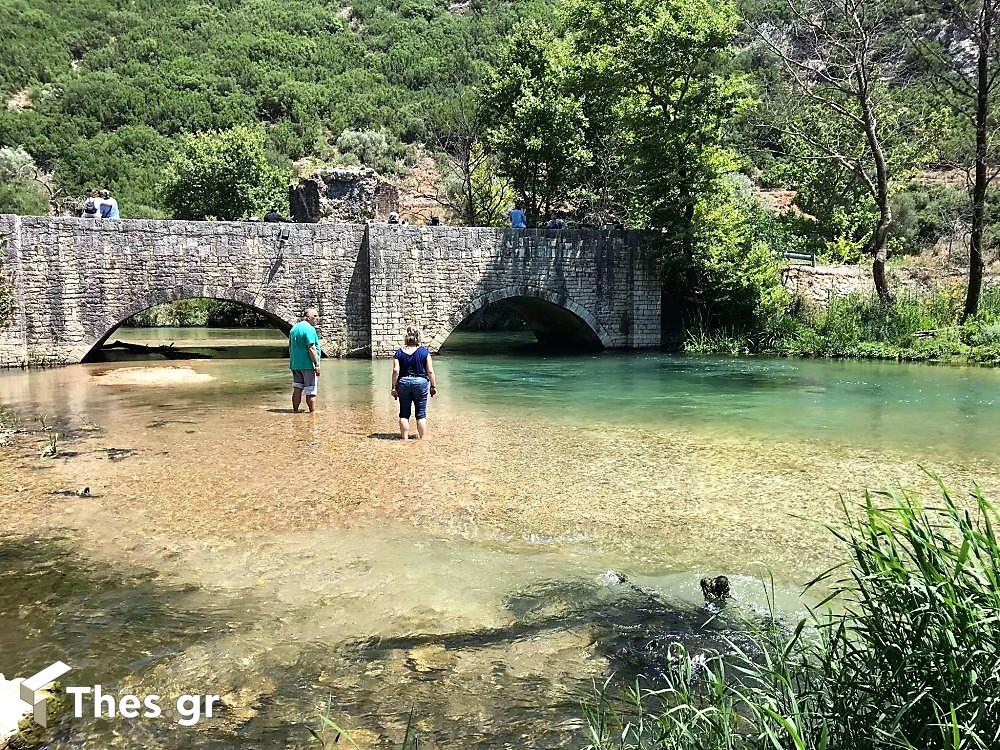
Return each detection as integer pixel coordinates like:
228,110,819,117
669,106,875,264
309,706,421,748
582,479,1000,750
39,432,59,458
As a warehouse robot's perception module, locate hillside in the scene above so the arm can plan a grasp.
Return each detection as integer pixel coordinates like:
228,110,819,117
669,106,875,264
0,0,551,216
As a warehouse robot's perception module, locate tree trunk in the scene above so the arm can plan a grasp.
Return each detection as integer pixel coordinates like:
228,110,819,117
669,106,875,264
964,5,992,322
871,223,892,306
857,68,894,305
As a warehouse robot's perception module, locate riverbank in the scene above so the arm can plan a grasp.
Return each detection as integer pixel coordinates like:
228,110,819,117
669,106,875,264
687,287,1000,365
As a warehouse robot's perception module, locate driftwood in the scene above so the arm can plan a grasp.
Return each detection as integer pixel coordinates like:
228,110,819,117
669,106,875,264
104,339,212,359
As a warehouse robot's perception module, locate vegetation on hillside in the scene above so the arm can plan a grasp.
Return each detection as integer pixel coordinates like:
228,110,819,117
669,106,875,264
0,0,553,215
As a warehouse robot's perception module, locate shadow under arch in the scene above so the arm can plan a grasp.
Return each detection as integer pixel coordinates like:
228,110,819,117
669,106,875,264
428,287,612,353
77,285,298,363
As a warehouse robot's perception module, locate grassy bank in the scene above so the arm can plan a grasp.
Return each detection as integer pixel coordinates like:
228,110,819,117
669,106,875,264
686,286,1000,365
584,479,1000,749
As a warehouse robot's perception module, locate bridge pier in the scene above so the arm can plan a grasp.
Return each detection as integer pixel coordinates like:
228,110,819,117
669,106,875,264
0,215,661,368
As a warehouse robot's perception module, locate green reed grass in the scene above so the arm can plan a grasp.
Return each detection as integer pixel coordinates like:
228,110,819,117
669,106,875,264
583,478,1000,750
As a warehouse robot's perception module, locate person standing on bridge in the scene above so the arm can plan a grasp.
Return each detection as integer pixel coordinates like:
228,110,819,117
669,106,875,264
390,326,437,440
289,308,322,413
509,202,527,229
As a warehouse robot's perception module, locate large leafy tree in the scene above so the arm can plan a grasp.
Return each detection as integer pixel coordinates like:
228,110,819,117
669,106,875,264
746,0,941,305
479,24,593,226
160,125,286,221
565,0,751,247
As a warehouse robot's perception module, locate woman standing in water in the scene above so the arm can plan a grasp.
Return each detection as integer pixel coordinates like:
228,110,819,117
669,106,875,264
390,326,437,440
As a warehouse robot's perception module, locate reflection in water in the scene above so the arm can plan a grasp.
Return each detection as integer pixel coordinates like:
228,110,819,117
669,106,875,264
1,331,999,747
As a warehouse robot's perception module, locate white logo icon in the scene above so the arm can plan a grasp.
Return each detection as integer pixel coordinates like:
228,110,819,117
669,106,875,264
1,662,72,729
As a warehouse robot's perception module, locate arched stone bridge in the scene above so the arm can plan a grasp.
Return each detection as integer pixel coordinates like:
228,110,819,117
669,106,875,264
0,215,662,367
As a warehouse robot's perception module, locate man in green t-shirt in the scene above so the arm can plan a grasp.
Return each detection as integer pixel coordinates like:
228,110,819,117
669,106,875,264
289,307,322,413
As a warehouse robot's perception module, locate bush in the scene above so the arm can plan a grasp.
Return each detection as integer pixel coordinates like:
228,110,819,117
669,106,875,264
124,299,271,327
336,129,390,166
160,125,287,220
889,184,965,255
677,182,791,343
584,480,1000,750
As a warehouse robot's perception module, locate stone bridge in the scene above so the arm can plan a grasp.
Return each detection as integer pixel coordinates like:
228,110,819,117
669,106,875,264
0,215,662,367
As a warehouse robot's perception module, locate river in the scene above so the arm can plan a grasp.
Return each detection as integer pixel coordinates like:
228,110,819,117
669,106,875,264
2,328,999,748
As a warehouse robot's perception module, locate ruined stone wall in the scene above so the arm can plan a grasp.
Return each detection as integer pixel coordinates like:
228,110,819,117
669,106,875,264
0,216,662,367
367,227,661,356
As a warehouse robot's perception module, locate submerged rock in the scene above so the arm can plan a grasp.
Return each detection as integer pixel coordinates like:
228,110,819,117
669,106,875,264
700,575,731,603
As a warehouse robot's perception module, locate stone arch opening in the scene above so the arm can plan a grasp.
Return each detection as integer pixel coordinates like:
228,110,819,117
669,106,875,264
429,288,612,353
78,286,298,363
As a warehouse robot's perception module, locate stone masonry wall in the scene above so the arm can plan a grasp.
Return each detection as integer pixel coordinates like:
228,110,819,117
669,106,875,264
0,216,368,367
0,216,662,367
782,264,995,307
367,227,661,357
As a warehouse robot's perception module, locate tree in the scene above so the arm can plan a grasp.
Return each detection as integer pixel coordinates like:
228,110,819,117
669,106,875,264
479,24,592,226
917,0,1000,320
0,145,58,215
160,125,286,221
565,0,750,246
423,91,512,226
746,0,939,305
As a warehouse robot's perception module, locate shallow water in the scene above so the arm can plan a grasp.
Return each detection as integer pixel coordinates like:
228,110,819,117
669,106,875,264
2,329,999,748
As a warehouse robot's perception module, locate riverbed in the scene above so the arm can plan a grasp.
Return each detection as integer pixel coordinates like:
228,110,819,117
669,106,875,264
2,329,998,748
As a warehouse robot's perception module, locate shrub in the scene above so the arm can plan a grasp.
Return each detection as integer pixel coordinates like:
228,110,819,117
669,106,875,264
160,125,287,220
336,129,390,166
677,182,791,342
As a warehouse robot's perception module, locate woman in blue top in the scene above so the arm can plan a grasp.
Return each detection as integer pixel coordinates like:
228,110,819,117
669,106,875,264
390,326,438,440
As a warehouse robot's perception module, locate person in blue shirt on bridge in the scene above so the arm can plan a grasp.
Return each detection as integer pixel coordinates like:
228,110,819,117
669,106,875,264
98,189,120,219
390,326,438,440
289,308,322,413
509,203,527,229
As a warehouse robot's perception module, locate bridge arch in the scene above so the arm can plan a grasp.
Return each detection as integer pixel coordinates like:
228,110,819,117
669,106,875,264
76,285,298,363
427,286,614,353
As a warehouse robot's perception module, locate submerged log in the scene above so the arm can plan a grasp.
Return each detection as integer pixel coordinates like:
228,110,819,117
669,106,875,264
103,340,212,359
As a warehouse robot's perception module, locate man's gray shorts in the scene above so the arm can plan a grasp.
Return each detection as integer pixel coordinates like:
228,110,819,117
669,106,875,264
291,369,318,396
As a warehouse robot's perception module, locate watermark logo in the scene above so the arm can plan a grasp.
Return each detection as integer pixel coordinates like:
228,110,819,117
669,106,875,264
12,661,72,728
3,662,220,731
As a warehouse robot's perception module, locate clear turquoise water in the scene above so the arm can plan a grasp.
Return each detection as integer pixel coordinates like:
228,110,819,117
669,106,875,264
438,340,1000,460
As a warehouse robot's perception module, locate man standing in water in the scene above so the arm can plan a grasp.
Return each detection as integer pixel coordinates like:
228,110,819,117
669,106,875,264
289,308,322,413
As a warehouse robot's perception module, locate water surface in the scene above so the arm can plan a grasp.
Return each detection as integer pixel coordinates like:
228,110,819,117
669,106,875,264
2,328,998,748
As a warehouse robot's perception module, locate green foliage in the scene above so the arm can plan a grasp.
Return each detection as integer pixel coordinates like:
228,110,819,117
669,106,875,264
0,0,556,214
336,130,390,167
160,125,286,220
124,299,270,328
0,145,48,215
684,180,790,335
0,242,15,327
688,282,1000,364
480,23,592,225
566,0,750,232
889,184,965,255
55,125,172,214
584,480,1000,749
